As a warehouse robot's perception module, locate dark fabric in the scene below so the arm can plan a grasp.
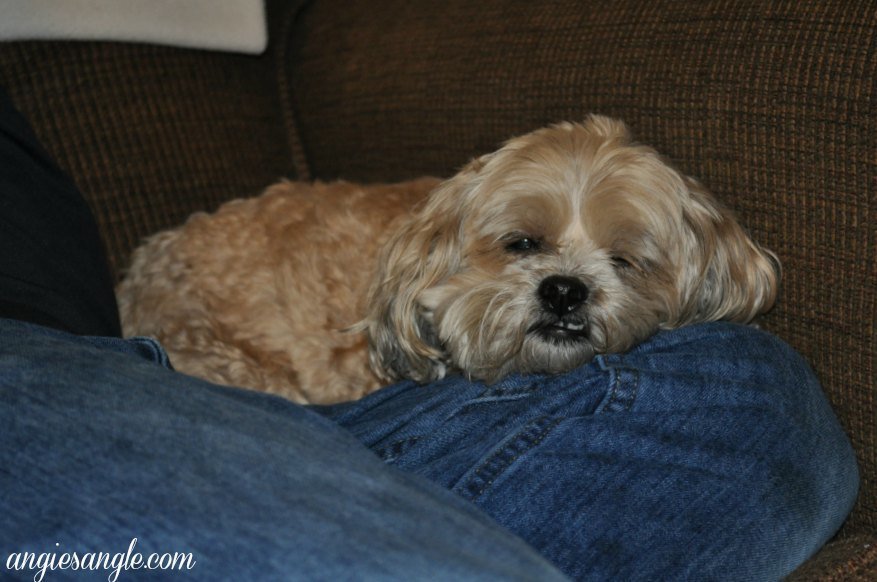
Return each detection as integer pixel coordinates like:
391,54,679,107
0,87,120,337
0,40,295,278
285,0,876,538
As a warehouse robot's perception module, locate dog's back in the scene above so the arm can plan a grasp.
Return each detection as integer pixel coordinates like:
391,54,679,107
117,178,439,404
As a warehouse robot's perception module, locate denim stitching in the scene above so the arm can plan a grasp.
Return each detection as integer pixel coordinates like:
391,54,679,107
603,366,638,413
596,355,639,414
446,379,542,421
456,416,561,501
375,436,422,463
127,337,174,369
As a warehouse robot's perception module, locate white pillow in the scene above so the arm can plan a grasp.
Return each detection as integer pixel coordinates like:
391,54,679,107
0,0,268,54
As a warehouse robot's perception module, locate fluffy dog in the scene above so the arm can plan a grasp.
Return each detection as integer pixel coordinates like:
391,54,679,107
117,115,779,404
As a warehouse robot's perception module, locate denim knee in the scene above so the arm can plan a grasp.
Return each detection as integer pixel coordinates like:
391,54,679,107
327,323,859,580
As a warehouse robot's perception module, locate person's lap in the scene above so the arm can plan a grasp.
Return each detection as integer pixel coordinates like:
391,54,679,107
0,84,859,580
0,318,860,579
317,321,859,579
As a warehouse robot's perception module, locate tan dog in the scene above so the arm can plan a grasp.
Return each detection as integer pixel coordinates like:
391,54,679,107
118,115,779,404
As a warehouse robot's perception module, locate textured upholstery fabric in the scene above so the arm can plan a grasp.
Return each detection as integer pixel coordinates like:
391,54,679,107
787,534,877,580
0,40,293,275
285,1,876,546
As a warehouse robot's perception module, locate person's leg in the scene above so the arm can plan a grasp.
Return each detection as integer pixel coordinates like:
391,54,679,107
318,322,859,581
0,318,566,581
0,87,120,337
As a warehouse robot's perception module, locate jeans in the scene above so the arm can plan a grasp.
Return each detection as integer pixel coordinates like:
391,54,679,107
1,318,858,580
320,320,859,580
0,318,566,581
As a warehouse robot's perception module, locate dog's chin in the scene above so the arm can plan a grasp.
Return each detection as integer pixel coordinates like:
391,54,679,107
511,319,597,378
529,315,590,345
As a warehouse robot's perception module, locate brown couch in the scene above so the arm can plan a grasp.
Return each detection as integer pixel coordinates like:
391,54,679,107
1,0,873,578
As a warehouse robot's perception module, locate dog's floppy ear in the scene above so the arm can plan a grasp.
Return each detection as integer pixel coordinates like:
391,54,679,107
359,157,486,383
676,177,780,325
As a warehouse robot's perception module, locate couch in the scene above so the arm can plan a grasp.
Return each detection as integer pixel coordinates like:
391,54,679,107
0,0,873,578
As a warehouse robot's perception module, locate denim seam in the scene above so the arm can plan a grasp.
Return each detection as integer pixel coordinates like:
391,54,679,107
455,416,562,502
597,355,639,414
375,436,422,463
440,381,535,425
126,336,173,368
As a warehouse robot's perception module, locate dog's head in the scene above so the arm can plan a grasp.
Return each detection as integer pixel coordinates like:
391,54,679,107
361,115,779,383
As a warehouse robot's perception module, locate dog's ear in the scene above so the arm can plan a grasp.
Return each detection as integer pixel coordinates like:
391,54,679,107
359,158,485,383
676,177,780,325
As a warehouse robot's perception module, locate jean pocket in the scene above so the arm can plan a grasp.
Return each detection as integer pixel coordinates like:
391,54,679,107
595,354,639,414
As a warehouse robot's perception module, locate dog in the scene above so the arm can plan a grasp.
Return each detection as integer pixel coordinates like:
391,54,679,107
117,115,779,404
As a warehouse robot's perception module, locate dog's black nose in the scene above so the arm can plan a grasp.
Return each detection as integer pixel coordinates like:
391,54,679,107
538,275,589,316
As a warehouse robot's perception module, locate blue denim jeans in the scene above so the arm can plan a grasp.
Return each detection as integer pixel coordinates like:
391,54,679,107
0,318,565,581
0,318,858,580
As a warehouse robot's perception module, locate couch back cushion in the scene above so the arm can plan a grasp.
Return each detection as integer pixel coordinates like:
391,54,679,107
284,0,875,533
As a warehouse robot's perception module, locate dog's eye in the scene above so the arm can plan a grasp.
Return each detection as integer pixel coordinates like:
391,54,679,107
505,236,542,253
611,255,634,270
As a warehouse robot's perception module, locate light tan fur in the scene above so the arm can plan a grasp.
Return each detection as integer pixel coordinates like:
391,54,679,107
118,115,779,404
117,178,440,403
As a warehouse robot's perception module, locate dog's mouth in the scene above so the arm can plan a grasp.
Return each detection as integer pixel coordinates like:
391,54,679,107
530,316,590,344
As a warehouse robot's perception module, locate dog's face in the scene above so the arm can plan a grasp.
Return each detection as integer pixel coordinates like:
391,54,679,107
363,115,779,383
